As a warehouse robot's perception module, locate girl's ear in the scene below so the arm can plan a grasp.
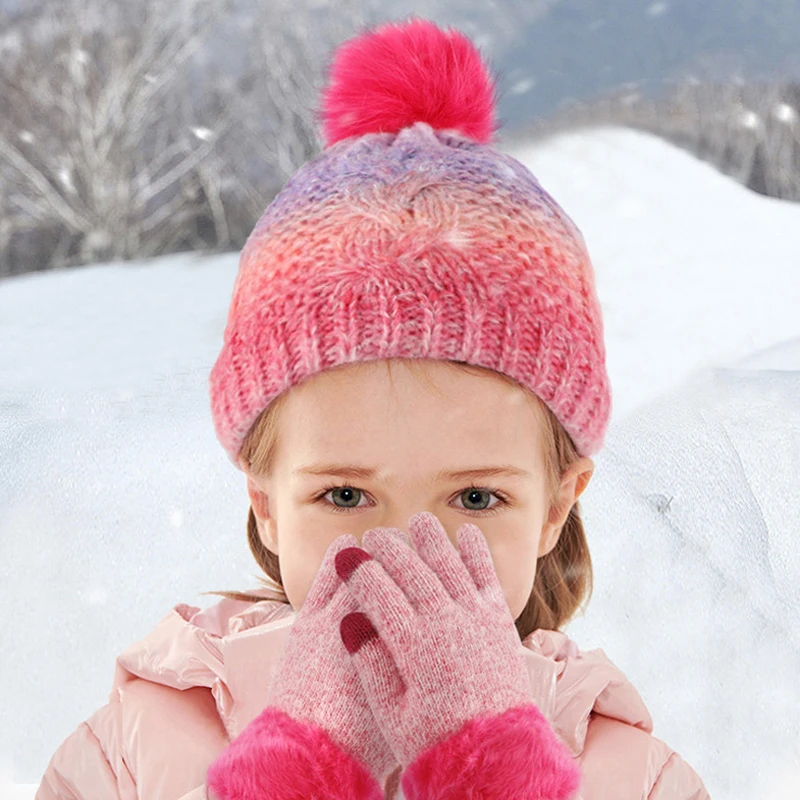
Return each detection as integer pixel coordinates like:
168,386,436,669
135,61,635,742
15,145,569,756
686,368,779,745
245,475,278,553
538,457,594,558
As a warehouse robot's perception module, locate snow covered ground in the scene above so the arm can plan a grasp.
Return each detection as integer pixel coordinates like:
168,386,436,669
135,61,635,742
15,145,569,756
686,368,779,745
2,126,799,799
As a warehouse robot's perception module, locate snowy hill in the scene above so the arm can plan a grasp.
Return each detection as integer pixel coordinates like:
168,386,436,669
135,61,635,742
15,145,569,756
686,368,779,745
2,127,799,798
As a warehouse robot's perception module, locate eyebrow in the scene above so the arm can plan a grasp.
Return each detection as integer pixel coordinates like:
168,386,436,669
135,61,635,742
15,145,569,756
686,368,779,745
293,463,532,482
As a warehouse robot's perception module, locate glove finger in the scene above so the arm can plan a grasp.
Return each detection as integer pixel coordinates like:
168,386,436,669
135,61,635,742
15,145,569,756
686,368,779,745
406,512,481,611
456,522,508,613
327,529,411,624
381,526,411,547
340,611,404,736
327,570,365,621
355,531,451,616
301,533,360,614
335,547,417,655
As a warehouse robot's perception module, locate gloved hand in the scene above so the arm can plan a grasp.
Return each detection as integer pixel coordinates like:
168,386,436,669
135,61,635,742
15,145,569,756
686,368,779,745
335,511,582,800
207,532,400,800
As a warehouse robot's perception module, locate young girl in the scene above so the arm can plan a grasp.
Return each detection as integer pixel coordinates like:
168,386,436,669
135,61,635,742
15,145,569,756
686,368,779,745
36,17,710,800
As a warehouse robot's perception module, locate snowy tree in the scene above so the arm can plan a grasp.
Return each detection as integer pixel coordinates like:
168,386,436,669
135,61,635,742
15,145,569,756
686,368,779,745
515,77,800,203
0,0,228,274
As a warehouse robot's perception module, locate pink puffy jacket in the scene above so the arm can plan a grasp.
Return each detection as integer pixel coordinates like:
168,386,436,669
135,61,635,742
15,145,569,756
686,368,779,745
36,590,710,799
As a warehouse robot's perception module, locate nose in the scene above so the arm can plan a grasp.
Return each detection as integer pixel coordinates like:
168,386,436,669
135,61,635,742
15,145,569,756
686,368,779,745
355,510,456,552
357,523,414,549
351,508,420,549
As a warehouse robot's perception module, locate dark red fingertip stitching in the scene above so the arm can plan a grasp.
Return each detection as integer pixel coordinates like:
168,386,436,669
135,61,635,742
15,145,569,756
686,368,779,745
340,611,378,655
335,547,372,582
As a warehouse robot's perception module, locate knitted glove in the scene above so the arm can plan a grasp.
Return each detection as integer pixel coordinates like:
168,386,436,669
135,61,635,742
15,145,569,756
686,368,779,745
207,532,400,800
335,511,582,800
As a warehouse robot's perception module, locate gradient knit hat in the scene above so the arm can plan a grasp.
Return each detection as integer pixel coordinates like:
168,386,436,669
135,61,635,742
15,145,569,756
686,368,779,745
210,17,611,465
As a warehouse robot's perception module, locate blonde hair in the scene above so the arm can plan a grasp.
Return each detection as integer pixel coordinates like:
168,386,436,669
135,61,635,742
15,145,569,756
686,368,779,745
203,359,594,641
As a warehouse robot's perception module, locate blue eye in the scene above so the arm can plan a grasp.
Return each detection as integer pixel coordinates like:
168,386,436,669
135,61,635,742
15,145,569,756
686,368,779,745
314,484,509,516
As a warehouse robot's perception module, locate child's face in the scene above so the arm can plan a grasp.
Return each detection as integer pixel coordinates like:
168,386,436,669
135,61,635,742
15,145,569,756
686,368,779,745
244,359,593,620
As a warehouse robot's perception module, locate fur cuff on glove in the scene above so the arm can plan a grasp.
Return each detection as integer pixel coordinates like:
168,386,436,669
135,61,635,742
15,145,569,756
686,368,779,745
206,707,384,800
401,704,582,800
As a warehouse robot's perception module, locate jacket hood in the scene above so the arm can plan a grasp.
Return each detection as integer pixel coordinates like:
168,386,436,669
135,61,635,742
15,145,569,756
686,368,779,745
113,591,653,758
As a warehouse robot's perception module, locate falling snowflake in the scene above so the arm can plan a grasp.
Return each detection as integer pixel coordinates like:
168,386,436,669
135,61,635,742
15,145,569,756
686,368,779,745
509,77,537,96
82,587,109,606
739,110,762,130
58,166,76,194
647,2,669,16
773,103,797,124
191,127,214,142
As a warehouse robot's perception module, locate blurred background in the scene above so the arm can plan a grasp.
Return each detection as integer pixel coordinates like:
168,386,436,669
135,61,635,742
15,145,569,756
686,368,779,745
2,0,800,278
2,2,800,799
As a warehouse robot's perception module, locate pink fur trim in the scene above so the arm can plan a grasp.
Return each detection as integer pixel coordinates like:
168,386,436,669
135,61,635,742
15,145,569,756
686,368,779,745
206,707,383,800
401,704,582,800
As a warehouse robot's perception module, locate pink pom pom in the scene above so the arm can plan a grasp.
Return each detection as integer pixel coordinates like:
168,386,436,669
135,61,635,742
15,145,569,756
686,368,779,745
320,17,499,147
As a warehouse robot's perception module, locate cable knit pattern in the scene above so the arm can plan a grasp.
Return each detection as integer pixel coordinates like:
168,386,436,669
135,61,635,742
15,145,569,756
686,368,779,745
210,121,610,463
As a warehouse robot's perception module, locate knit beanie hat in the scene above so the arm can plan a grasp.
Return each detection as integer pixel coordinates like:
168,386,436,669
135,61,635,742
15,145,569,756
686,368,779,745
210,17,611,465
